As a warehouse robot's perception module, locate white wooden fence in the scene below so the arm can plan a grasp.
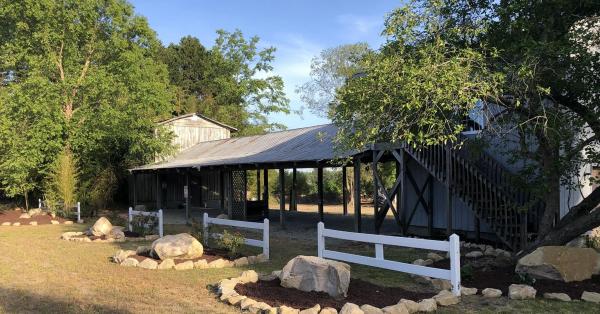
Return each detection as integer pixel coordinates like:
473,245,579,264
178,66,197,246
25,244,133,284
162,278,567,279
38,199,81,223
128,207,164,237
203,213,269,259
317,222,461,295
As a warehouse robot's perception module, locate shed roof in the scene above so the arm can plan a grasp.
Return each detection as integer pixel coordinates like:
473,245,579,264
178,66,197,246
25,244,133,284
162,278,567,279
133,124,356,171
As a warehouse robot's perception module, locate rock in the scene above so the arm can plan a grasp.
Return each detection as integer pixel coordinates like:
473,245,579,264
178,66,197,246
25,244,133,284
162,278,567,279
157,259,175,270
138,258,158,270
248,255,258,264
239,270,259,283
278,305,300,314
234,257,249,267
151,233,203,260
145,234,159,241
249,302,272,314
339,303,363,314
465,251,483,258
398,299,419,314
360,304,382,314
427,252,444,262
12,222,20,226
109,227,125,239
136,245,152,256
112,250,136,263
508,284,536,300
319,308,338,314
1,222,10,226
50,220,60,225
433,290,460,306
240,298,258,310
482,288,502,298
280,255,351,298
219,290,237,301
218,278,239,295
227,294,247,305
430,279,452,291
90,217,113,236
495,249,511,258
412,259,433,266
484,247,496,256
412,275,431,285
461,287,478,296
194,259,208,269
19,213,31,219
272,270,282,278
216,213,229,219
63,220,73,225
29,221,37,226
256,253,268,262
174,260,194,270
581,291,600,303
299,304,321,314
416,299,437,312
208,259,228,268
28,208,42,216
515,246,600,282
259,273,279,281
121,257,139,267
381,303,408,314
543,292,571,302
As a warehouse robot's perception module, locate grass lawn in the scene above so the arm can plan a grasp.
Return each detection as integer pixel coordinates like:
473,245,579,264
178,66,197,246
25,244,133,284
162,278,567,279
0,222,598,313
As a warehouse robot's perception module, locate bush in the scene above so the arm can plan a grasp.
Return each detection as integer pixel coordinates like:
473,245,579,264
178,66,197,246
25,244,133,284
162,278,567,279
130,214,158,237
461,264,474,281
45,148,79,216
217,230,245,258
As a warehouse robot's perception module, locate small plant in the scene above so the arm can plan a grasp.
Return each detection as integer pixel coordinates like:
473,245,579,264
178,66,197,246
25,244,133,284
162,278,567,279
190,218,204,243
217,230,245,258
130,214,158,237
514,272,536,285
461,264,474,281
586,234,600,249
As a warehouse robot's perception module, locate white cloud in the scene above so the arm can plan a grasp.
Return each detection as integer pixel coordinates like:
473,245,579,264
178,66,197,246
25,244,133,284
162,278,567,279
336,14,382,36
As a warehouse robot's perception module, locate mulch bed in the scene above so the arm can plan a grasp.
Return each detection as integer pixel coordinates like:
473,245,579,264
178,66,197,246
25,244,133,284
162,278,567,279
235,278,435,310
0,210,67,225
432,256,600,299
134,248,240,265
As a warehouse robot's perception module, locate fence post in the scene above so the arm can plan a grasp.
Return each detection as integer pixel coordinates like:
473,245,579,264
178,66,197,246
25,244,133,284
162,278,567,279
128,207,133,232
203,212,209,246
317,222,324,258
375,243,384,260
263,218,270,259
449,233,461,296
38,199,41,209
158,209,164,238
77,202,81,223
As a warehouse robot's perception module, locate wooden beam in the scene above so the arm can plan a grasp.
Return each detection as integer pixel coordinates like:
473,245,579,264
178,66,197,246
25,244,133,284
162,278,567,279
372,150,379,233
291,168,297,211
446,144,453,236
155,172,161,210
428,174,434,237
353,157,362,232
279,168,285,227
132,172,137,206
256,169,261,201
185,171,190,223
263,168,269,218
342,166,348,216
317,166,324,222
399,150,407,234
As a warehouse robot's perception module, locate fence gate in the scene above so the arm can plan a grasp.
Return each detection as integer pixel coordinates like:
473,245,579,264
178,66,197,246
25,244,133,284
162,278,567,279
229,170,247,220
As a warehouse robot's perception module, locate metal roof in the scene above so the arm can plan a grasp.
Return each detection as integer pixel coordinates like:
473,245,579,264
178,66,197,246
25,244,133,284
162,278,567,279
133,124,356,171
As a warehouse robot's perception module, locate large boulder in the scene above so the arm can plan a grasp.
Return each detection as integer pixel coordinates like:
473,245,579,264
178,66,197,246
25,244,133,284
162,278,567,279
151,233,203,260
279,255,351,298
515,246,600,282
90,217,113,237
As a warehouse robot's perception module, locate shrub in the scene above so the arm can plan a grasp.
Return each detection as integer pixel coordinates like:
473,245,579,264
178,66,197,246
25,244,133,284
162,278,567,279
217,230,245,258
45,148,79,216
130,214,158,237
514,272,536,285
461,264,474,281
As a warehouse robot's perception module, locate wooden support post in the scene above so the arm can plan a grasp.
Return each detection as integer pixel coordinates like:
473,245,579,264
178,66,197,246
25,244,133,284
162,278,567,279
132,172,137,206
256,169,261,201
428,174,434,237
279,168,285,227
353,157,362,232
155,171,161,210
185,171,190,223
263,168,269,218
317,166,324,222
342,167,348,216
446,144,453,236
291,168,297,211
399,151,407,233
372,150,379,233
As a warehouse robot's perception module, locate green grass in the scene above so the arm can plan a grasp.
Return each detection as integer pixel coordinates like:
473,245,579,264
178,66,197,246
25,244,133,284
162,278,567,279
0,223,597,313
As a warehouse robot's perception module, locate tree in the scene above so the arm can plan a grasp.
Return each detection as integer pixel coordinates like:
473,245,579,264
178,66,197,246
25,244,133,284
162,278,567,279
333,0,600,252
160,30,291,135
297,43,371,118
0,0,174,208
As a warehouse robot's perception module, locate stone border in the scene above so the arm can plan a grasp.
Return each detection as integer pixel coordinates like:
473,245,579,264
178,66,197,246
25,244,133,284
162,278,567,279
1,220,73,226
112,249,268,271
215,271,463,314
61,232,159,243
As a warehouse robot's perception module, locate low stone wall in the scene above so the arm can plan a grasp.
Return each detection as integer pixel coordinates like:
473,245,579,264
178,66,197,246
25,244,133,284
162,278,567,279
61,232,159,243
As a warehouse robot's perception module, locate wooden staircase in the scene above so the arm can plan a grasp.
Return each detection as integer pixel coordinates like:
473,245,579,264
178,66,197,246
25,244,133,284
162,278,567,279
403,143,538,251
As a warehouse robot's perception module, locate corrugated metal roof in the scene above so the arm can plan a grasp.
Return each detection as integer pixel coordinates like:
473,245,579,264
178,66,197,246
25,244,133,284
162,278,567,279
134,124,355,170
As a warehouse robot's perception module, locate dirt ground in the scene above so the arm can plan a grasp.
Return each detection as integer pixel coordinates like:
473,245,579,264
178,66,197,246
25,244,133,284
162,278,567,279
1,215,599,313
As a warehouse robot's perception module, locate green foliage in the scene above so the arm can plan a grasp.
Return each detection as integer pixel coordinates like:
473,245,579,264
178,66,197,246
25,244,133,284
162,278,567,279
85,167,117,212
160,31,291,135
217,230,245,258
130,214,158,237
460,264,474,281
515,272,536,286
46,148,79,213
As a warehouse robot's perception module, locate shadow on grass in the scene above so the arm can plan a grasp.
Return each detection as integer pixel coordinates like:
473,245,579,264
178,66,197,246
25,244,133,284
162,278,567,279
0,287,131,314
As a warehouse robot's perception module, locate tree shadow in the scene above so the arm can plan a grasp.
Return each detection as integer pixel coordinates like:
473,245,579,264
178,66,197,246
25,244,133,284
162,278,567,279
0,287,131,313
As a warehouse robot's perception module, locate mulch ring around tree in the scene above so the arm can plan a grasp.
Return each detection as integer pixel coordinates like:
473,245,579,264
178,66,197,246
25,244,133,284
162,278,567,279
235,278,436,310
0,209,70,226
432,256,600,299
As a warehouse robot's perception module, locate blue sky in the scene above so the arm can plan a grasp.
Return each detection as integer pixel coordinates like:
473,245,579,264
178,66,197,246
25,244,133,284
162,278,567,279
130,0,401,129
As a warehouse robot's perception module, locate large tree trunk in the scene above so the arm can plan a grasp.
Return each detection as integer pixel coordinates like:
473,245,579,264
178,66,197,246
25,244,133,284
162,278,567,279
519,187,600,256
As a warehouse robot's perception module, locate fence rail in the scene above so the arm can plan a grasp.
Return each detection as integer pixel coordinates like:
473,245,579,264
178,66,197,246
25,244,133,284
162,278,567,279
203,213,269,259
317,222,461,295
128,207,163,237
